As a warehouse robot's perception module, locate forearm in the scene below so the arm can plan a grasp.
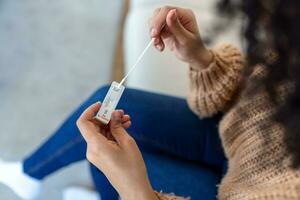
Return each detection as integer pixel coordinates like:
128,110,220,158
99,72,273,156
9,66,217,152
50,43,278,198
120,184,158,200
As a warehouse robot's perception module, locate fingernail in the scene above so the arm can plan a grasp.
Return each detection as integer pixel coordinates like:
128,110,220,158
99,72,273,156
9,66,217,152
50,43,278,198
157,44,163,51
151,28,157,36
119,109,124,115
112,111,121,120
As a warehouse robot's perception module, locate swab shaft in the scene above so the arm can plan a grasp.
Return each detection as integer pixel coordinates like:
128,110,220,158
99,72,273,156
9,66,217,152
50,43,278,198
118,39,154,87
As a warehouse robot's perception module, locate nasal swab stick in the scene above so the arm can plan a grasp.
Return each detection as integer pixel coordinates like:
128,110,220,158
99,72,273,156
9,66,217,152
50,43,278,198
118,38,154,87
95,38,154,124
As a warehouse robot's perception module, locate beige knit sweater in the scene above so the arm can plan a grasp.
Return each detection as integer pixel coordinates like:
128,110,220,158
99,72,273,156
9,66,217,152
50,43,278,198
155,44,300,200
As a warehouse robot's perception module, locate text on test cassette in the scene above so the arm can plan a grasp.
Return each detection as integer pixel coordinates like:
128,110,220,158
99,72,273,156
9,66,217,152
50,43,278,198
95,81,125,124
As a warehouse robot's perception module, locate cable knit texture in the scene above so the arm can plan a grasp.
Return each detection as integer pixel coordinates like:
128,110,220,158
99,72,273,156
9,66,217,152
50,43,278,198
155,44,300,200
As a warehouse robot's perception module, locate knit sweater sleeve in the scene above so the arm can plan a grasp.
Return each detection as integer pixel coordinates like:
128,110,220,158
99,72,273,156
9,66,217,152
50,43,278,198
187,44,244,118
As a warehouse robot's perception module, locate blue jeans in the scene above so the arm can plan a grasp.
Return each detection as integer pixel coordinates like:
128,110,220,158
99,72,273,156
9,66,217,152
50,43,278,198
23,85,226,200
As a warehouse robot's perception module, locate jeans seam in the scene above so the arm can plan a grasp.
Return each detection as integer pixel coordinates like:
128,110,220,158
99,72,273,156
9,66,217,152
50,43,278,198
26,135,84,175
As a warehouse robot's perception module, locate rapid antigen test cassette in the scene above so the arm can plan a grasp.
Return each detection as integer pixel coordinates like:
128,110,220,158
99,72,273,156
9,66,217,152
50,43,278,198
95,81,125,124
95,39,154,124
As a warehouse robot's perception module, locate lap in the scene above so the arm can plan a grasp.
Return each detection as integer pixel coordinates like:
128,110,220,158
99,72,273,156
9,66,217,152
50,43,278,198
112,86,225,169
46,84,225,170
89,85,225,199
143,151,220,200
90,150,221,200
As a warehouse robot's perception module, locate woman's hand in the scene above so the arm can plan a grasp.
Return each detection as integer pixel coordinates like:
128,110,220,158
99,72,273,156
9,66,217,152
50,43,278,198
76,102,157,200
149,6,213,69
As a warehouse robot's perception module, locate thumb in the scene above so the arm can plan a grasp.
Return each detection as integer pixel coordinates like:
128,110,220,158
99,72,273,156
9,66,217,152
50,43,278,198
166,9,190,43
110,110,130,145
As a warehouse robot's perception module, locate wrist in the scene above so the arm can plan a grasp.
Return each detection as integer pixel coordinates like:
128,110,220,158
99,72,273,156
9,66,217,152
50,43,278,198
189,48,213,70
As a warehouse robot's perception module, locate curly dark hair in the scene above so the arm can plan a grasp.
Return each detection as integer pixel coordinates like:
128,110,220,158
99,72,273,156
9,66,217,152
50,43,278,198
216,0,300,168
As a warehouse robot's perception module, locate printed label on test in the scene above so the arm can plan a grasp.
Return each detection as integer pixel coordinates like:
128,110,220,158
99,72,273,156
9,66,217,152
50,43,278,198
95,81,125,124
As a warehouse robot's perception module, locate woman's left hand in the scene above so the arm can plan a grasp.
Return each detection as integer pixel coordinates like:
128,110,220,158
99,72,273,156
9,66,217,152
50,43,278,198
76,102,158,200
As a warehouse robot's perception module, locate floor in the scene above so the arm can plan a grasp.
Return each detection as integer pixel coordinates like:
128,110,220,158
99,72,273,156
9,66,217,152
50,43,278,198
0,0,123,199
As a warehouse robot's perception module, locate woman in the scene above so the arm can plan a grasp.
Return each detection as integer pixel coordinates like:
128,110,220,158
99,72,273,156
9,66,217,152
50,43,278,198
1,0,300,199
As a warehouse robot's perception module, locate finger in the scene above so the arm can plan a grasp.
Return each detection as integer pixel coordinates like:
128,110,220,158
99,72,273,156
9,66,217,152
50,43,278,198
79,102,101,121
161,26,173,39
153,37,160,45
166,9,190,44
77,117,107,143
156,39,165,51
155,43,165,51
148,8,161,27
149,6,174,38
122,114,131,123
153,37,165,51
110,110,131,145
161,34,176,51
122,121,132,129
153,7,161,16
159,28,174,51
115,109,124,116
77,102,107,142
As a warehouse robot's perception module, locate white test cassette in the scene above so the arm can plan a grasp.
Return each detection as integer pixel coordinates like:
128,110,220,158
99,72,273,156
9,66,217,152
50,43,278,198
95,81,125,124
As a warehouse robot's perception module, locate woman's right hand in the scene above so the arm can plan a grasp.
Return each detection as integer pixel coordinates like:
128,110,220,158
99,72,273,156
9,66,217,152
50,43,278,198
149,6,213,69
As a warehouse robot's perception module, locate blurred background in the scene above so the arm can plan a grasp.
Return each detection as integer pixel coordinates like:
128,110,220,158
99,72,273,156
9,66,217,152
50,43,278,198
0,0,241,199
